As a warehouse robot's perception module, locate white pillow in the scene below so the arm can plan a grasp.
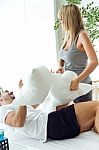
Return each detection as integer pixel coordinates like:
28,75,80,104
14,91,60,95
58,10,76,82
13,66,92,108
13,65,51,106
37,70,93,113
50,70,93,105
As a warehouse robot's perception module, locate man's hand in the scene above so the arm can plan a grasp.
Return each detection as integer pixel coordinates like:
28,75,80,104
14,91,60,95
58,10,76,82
18,79,23,88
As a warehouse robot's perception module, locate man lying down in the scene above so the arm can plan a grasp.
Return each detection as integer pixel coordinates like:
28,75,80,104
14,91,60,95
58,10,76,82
0,83,99,143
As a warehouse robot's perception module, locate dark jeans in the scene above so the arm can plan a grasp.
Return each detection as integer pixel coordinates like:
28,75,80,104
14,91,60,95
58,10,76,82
73,82,92,103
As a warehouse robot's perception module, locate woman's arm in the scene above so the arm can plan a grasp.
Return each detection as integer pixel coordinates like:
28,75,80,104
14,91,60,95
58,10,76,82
70,31,98,90
5,106,27,127
77,31,98,81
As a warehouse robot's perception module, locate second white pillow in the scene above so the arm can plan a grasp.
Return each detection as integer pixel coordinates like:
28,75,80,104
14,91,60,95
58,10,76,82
13,65,51,106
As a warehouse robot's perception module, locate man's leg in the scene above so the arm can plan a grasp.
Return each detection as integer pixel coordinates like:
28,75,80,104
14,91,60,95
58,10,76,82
74,101,99,133
94,107,99,133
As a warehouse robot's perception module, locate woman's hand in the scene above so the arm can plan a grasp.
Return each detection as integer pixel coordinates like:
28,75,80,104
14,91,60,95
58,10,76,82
56,68,64,74
70,78,79,90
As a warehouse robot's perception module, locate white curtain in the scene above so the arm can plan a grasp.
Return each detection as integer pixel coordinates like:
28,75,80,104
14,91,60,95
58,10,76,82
0,0,57,91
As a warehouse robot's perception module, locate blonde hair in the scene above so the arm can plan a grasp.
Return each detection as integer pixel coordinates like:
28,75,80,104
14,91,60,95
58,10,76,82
58,4,84,40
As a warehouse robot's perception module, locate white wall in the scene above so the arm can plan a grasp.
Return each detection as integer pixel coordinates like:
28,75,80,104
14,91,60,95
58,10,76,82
0,0,57,91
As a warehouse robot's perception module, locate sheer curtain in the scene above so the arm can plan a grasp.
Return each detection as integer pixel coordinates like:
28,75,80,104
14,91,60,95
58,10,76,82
0,0,57,91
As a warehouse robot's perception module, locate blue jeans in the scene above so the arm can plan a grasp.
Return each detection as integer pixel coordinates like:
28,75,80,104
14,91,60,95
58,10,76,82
73,82,92,103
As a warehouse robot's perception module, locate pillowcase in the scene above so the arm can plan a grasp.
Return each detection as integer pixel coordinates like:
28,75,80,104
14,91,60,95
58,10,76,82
50,70,93,105
13,65,51,106
37,70,93,113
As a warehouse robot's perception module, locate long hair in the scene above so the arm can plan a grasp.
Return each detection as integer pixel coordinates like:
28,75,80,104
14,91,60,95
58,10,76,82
58,4,84,40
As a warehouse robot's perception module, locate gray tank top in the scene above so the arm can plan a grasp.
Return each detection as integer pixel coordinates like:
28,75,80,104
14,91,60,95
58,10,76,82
59,35,91,83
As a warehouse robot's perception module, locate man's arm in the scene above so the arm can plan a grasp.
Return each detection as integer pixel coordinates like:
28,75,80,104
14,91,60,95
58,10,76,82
56,103,69,111
5,106,27,127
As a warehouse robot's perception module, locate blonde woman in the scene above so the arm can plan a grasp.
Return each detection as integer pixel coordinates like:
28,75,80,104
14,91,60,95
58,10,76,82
56,4,98,103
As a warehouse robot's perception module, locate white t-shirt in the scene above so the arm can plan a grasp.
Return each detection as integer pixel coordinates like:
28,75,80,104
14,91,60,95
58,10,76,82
0,104,48,142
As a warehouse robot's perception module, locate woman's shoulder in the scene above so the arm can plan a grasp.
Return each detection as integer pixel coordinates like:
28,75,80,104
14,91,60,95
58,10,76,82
79,30,88,39
78,30,90,44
